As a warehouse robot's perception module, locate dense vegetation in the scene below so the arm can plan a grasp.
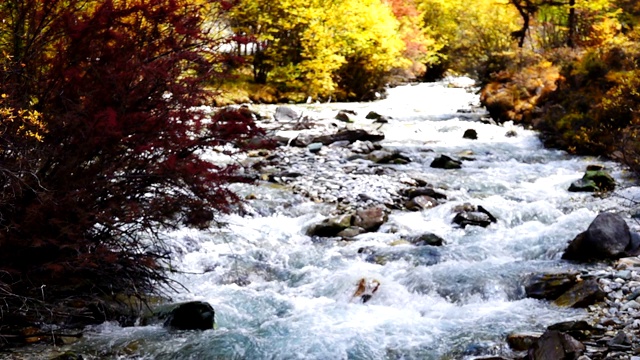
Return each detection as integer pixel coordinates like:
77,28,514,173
478,0,640,171
1,0,639,347
0,0,266,341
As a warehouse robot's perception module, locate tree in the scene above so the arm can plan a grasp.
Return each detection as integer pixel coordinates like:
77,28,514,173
228,0,410,100
0,0,265,330
507,0,621,49
382,0,439,78
419,0,520,77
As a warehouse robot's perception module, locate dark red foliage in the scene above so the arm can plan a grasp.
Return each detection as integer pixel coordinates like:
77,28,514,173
0,0,266,326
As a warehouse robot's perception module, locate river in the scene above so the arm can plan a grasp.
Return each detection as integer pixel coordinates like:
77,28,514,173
40,79,640,359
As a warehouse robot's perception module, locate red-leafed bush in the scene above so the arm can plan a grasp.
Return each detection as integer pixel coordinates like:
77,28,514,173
0,0,265,331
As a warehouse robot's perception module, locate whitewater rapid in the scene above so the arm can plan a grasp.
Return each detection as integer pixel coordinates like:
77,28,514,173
62,78,640,360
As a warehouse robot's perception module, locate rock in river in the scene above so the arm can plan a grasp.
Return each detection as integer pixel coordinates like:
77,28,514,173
142,301,215,331
562,212,639,261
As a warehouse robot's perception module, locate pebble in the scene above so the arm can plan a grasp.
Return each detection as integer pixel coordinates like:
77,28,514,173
576,259,640,359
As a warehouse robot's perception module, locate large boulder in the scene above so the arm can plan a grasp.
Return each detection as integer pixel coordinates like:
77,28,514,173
547,320,599,341
507,332,543,351
365,111,382,120
364,111,390,123
567,178,599,192
526,330,585,360
562,212,636,261
335,110,355,123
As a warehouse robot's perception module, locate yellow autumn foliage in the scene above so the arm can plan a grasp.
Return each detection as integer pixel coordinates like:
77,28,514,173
0,95,46,142
419,0,520,75
229,0,410,99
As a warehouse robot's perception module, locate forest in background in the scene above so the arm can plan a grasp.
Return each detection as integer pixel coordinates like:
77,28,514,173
219,0,640,171
1,0,640,346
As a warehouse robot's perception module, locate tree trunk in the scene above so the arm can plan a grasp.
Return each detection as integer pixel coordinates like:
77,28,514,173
567,0,576,47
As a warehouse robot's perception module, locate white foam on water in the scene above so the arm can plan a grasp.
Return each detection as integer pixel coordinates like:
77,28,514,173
68,79,635,360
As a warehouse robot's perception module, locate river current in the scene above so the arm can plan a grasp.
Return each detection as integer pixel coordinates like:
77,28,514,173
57,79,640,359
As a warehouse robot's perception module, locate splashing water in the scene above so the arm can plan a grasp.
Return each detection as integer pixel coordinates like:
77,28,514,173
63,78,640,360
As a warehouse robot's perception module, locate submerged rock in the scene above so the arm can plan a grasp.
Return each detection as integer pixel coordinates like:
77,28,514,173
430,154,462,169
310,128,385,146
51,352,84,360
405,232,445,246
350,140,380,154
452,204,497,228
404,187,447,200
351,278,380,304
142,301,215,331
337,226,365,239
405,195,438,211
359,245,440,266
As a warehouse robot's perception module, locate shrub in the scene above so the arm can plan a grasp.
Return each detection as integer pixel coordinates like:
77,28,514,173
0,0,266,331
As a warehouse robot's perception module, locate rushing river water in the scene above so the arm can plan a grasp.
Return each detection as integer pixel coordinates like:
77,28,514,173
43,79,640,359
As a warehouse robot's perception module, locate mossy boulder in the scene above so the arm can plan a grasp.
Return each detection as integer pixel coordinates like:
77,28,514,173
568,168,615,192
